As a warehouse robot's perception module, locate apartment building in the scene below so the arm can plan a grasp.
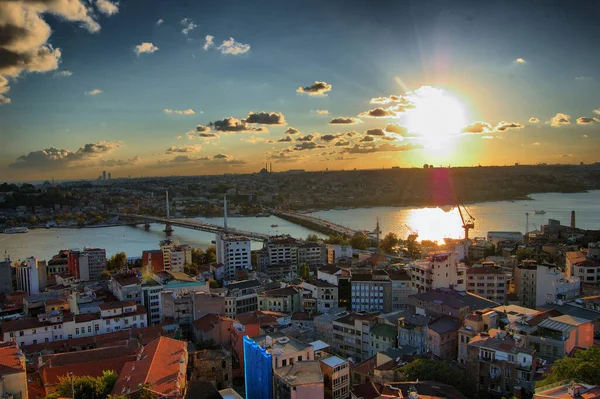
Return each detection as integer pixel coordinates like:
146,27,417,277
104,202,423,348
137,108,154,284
409,288,499,320
216,234,252,281
527,315,593,363
319,356,350,399
15,257,41,295
398,314,433,353
274,361,324,399
251,333,315,369
457,309,498,366
327,244,353,263
351,270,391,313
258,287,302,313
389,270,411,310
513,260,539,309
426,317,460,361
331,312,378,363
514,261,581,308
369,323,397,356
466,264,507,304
68,247,106,281
169,244,193,273
267,236,299,272
408,251,466,294
224,279,263,318
0,341,27,399
298,241,327,266
566,242,600,283
301,279,339,314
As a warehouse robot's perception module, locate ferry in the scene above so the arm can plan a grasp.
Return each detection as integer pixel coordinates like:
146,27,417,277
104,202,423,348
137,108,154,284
3,227,28,234
533,210,546,215
271,224,279,228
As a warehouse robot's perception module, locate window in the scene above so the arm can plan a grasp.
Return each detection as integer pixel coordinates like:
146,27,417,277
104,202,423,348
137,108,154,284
282,359,287,366
298,356,302,361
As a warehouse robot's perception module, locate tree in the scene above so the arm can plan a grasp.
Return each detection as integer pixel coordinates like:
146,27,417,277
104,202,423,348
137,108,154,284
350,234,370,250
326,234,348,245
184,263,198,276
400,359,474,398
298,263,310,280
204,246,217,263
539,346,600,387
516,247,534,261
306,234,319,242
406,234,421,259
106,252,127,271
100,270,112,280
191,248,205,265
208,279,220,289
379,232,399,253
48,370,118,399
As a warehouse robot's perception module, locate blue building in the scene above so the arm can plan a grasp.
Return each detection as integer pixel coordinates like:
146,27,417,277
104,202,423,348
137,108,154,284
244,335,273,399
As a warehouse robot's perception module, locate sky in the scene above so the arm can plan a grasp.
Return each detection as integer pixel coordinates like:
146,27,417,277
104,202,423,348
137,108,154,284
1,0,599,181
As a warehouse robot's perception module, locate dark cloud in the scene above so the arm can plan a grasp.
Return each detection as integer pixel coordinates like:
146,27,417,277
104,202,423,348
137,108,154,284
167,153,246,165
345,143,423,154
380,136,396,141
285,127,300,135
495,121,524,131
244,111,286,125
267,149,304,163
196,125,211,132
294,142,326,151
366,128,385,136
384,124,409,136
278,136,293,142
9,141,122,170
462,121,493,134
329,117,362,125
359,136,375,142
334,140,350,147
199,132,219,138
296,135,315,142
321,134,341,142
296,81,332,96
576,117,596,125
165,145,201,154
210,117,267,133
346,131,358,137
358,107,396,118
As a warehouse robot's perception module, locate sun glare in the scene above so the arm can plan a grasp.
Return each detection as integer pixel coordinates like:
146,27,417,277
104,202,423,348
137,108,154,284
404,87,467,141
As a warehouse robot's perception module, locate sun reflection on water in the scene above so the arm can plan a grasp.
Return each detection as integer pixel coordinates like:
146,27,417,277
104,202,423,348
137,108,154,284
403,207,466,243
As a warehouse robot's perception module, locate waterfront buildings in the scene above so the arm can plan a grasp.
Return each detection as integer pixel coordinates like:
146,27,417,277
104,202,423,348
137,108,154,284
466,263,507,304
67,247,106,281
15,257,41,295
0,255,13,294
514,261,581,308
408,251,466,294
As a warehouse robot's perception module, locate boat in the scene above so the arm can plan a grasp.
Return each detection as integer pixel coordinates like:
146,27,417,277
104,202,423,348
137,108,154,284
3,227,28,234
271,224,279,228
211,240,216,244
255,213,270,217
533,210,546,215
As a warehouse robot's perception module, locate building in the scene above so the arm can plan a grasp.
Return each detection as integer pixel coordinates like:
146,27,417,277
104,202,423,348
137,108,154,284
397,314,432,354
566,243,600,282
251,333,315,369
388,270,411,310
274,361,324,399
466,264,508,304
170,244,193,273
327,244,353,263
216,234,252,280
332,312,378,363
15,257,40,295
513,260,539,309
0,255,13,294
192,313,234,346
527,315,594,363
467,329,536,397
68,247,107,281
47,250,69,276
109,272,143,304
369,323,397,356
189,348,232,389
141,276,163,325
267,236,300,273
0,341,27,399
534,381,600,399
225,279,263,318
457,308,498,366
232,310,286,368
426,316,460,361
160,239,175,271
193,291,226,319
408,288,500,320
351,270,391,313
142,249,165,272
319,356,350,399
243,335,273,399
298,242,327,267
408,251,467,294
259,287,302,313
317,265,351,309
535,264,581,306
350,381,467,399
112,336,188,398
301,279,339,314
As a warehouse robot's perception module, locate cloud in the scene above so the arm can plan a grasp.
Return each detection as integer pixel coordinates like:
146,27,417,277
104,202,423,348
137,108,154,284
366,128,385,136
0,0,118,103
346,131,358,137
296,135,315,142
345,143,423,154
311,109,329,115
210,117,267,133
359,136,375,142
164,108,195,115
495,121,524,131
195,125,210,132
294,142,325,151
199,132,219,138
278,136,294,143
577,117,596,125
10,141,122,170
583,134,589,138
379,136,397,141
575,76,592,81
244,112,286,125
461,121,493,134
369,95,407,105
267,149,305,163
384,124,409,136
529,117,540,123
167,153,246,165
99,156,139,167
285,127,300,135
594,109,600,116
165,145,201,154
85,89,103,96
329,117,362,125
334,140,350,147
156,19,164,26
514,58,526,64
96,0,119,16
203,35,214,51
358,107,396,118
320,134,341,142
134,42,159,55
217,37,251,55
53,70,73,78
181,18,197,35
296,81,332,96
548,113,571,127
241,136,273,145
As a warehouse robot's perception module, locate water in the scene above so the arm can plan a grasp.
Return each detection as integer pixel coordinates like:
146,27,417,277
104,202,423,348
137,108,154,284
1,191,599,262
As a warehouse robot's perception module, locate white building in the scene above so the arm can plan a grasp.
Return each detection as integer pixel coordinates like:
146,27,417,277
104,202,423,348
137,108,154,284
16,257,40,295
536,264,581,306
327,244,353,263
351,270,391,313
216,234,251,280
160,240,175,271
300,279,338,314
170,244,193,273
409,251,467,294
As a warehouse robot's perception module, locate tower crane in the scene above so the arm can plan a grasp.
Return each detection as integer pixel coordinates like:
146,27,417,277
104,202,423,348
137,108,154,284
457,203,475,239
404,224,419,240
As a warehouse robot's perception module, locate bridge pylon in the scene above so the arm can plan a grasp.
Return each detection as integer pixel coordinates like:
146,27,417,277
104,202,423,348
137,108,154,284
164,222,173,236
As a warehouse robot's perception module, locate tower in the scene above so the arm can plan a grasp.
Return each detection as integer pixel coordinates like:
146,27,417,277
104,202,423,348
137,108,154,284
223,194,228,229
375,218,381,252
164,191,173,236
570,211,576,228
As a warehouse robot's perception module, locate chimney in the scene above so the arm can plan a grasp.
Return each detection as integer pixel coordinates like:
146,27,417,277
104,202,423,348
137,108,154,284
570,211,576,229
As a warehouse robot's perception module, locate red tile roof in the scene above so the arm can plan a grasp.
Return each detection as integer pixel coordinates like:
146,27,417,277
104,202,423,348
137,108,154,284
0,341,25,375
99,300,136,311
112,337,187,397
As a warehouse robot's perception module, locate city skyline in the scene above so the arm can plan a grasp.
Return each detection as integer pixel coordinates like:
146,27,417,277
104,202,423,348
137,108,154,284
2,0,600,181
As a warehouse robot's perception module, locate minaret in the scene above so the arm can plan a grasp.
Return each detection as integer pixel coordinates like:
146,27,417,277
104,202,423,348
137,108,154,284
165,190,170,219
376,218,381,252
224,194,228,229
525,213,529,234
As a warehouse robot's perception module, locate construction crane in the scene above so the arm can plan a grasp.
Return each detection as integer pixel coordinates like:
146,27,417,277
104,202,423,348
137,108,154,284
404,224,418,241
457,203,475,239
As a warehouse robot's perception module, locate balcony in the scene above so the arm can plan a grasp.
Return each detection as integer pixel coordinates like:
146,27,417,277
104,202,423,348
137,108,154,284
517,363,532,371
479,356,496,363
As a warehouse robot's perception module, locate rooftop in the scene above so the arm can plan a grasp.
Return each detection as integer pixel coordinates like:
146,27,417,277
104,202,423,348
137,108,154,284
227,279,262,291
309,340,329,352
336,312,380,325
274,360,323,386
428,317,460,335
0,341,25,375
320,355,346,368
318,265,341,275
411,288,500,311
260,286,300,297
535,381,600,399
538,315,591,332
99,300,136,311
370,323,398,339
251,333,313,356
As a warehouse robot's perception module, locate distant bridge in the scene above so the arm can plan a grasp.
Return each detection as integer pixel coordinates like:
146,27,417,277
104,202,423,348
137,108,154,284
114,213,270,242
273,210,366,237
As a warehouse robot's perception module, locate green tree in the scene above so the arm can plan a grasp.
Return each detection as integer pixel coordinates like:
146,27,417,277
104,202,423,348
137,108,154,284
191,248,205,265
106,252,127,271
516,248,534,261
400,359,474,398
406,234,421,259
208,279,220,289
306,234,319,242
184,263,198,276
100,270,112,280
48,370,118,399
349,234,370,250
379,232,399,253
298,263,310,280
539,346,600,387
326,234,349,245
204,246,217,263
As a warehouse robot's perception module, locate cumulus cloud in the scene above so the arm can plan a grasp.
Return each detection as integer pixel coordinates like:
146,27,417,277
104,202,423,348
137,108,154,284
165,145,201,154
345,143,423,154
461,121,493,134
0,0,120,103
244,112,286,125
199,132,219,138
346,131,358,137
358,107,396,118
195,125,210,132
85,89,103,96
384,124,409,136
53,70,73,78
311,109,329,115
369,94,407,105
329,117,362,125
320,134,341,142
181,18,197,35
334,140,350,147
99,156,139,167
164,108,195,115
296,135,315,142
267,148,305,163
594,109,600,115
203,35,214,50
359,136,375,142
495,121,524,131
366,128,385,136
156,19,164,26
514,58,526,64
294,142,325,151
166,153,245,165
210,117,267,133
134,42,159,55
548,113,571,127
532,142,541,146
96,0,119,16
577,117,596,125
529,117,540,123
217,37,251,55
10,141,122,170
278,136,294,143
296,81,332,96
285,127,300,135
